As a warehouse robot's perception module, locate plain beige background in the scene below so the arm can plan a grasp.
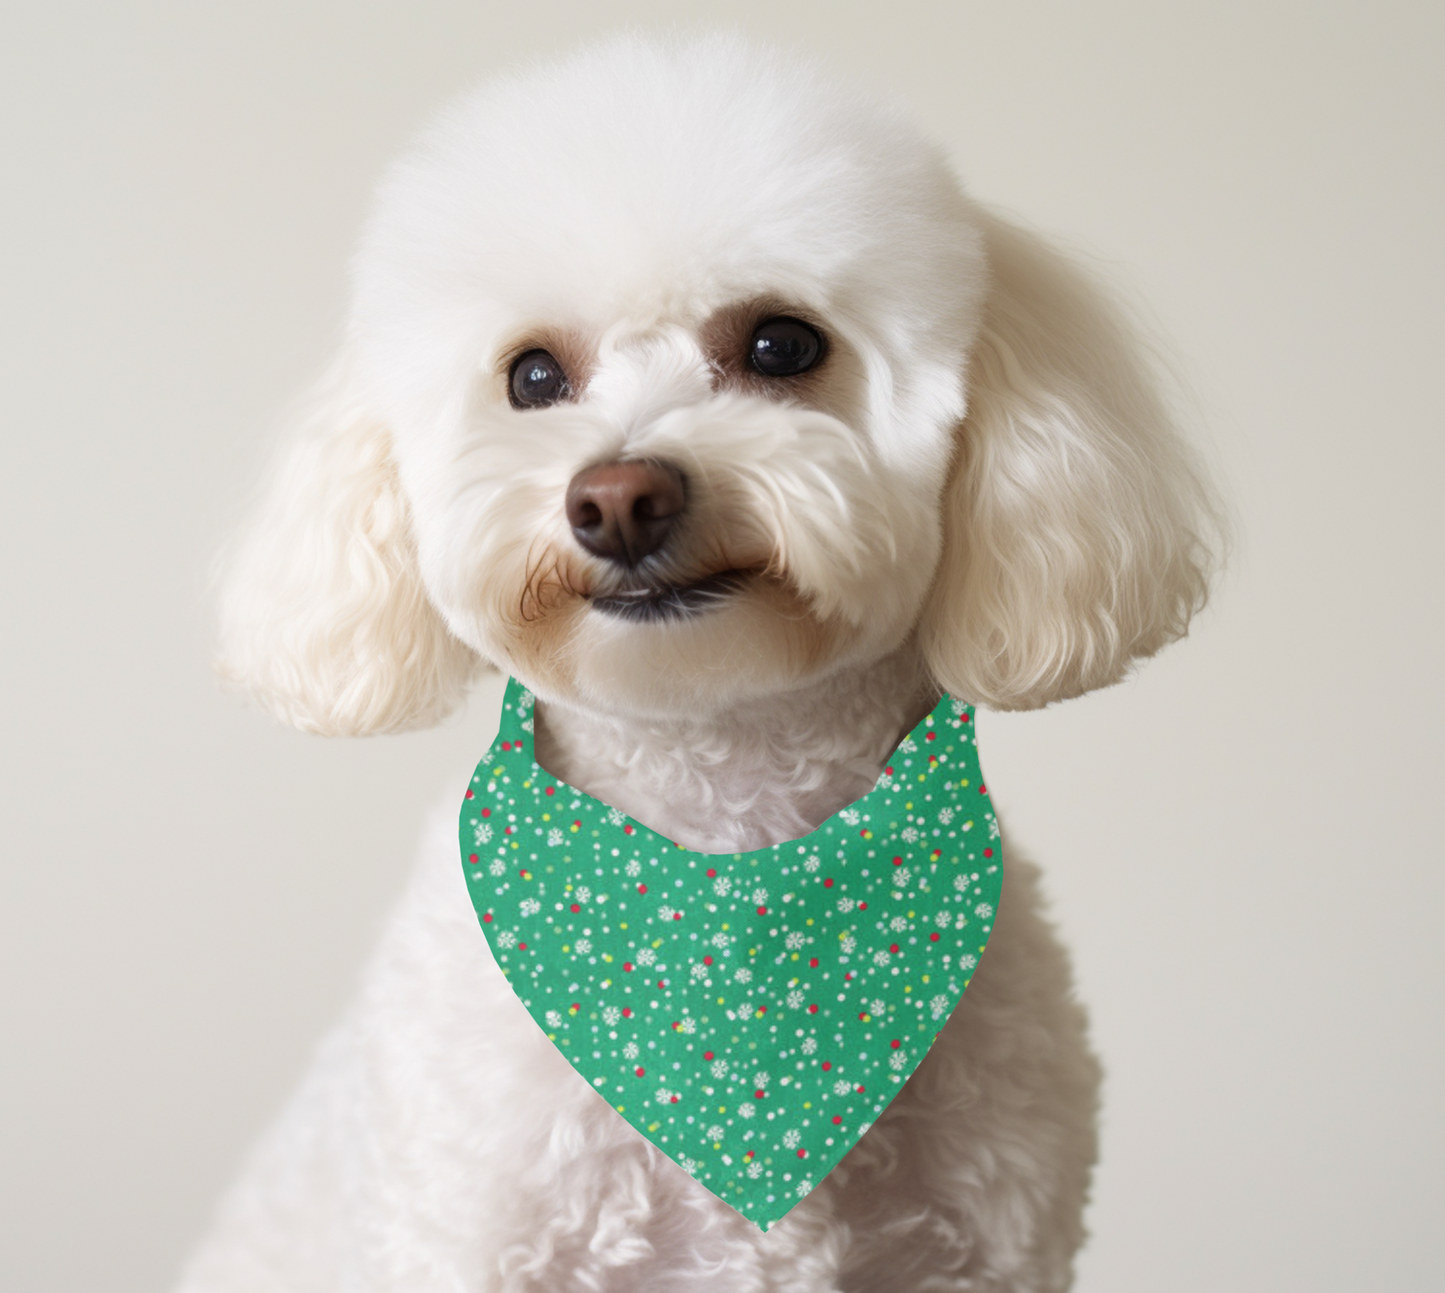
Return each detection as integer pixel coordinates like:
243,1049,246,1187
3,1,1441,1289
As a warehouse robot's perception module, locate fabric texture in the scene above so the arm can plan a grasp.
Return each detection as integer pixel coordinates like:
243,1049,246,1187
459,680,1001,1229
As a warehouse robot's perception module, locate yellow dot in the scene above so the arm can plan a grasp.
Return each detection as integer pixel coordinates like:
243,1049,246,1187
959,779,969,788
918,774,925,781
620,922,628,930
803,1101,812,1109
905,802,913,810
542,813,551,822
806,918,814,926
791,953,798,961
922,975,931,984
510,842,519,850
722,923,730,931
717,997,725,1005
903,986,912,994
648,1122,660,1132
714,1142,722,1150
908,911,915,918
719,1106,727,1114
493,767,504,776
562,945,571,953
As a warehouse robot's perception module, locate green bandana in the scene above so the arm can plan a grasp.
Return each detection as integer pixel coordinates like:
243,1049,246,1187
459,680,1001,1230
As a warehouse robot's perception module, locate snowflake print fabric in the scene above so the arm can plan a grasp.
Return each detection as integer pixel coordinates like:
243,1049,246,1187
459,680,1002,1231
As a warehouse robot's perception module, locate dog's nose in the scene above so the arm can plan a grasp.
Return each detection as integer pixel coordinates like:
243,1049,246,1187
565,459,687,566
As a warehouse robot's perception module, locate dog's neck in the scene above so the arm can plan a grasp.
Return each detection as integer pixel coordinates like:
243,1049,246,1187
532,647,937,853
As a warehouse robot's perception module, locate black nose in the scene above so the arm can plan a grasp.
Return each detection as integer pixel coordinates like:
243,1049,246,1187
565,459,687,566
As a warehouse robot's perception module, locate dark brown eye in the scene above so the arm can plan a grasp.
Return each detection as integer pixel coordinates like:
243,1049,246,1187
509,349,569,408
748,317,825,377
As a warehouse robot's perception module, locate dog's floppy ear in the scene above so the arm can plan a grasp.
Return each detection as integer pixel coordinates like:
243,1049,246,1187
216,356,479,735
921,211,1220,710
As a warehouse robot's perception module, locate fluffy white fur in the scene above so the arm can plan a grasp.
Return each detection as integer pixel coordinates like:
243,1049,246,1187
195,33,1217,1292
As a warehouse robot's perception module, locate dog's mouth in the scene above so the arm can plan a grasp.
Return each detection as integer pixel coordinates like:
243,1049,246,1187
588,569,752,622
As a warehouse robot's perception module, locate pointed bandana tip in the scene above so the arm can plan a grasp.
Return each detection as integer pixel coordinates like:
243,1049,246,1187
459,679,1001,1231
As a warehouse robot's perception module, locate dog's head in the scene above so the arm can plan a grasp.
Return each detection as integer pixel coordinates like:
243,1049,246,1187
218,35,1216,731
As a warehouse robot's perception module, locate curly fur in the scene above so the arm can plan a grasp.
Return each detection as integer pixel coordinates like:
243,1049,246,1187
192,31,1218,1292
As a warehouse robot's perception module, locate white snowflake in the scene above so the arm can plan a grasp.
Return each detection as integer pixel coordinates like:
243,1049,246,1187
496,930,516,948
690,962,709,981
602,1006,620,1025
706,1125,725,1141
930,994,950,1020
734,967,753,984
795,1178,813,1198
636,948,656,967
519,898,541,917
974,902,994,919
739,1102,756,1120
953,875,970,893
873,950,891,968
802,855,821,873
950,697,967,717
870,998,887,1015
839,808,861,826
900,826,919,843
659,905,676,921
889,916,909,933
575,886,591,903
840,935,857,954
893,867,912,886
785,931,806,950
547,828,563,847
898,736,917,753
836,897,856,914
833,1079,852,1096
622,1041,639,1059
711,931,731,949
957,953,978,971
713,876,733,897
574,938,591,955
746,1158,763,1177
781,1128,801,1149
677,1017,696,1034
750,888,769,906
678,1155,700,1176
473,821,493,846
625,859,642,878
988,816,1000,839
934,911,952,928
608,807,627,827
520,716,534,733
488,858,507,877
889,1050,909,1071
710,1059,730,1078
800,1036,818,1054
786,990,804,1009
544,1010,562,1028
938,807,955,826
654,1088,677,1106
753,1071,771,1088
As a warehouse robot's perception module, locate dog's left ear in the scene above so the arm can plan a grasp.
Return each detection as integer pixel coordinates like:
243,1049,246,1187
921,210,1222,710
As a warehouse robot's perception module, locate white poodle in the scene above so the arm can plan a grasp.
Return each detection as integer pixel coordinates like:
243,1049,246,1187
186,33,1217,1292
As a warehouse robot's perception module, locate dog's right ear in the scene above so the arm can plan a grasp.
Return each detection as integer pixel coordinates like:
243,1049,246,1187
215,356,480,735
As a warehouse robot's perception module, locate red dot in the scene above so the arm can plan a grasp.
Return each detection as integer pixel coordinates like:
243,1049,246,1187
858,902,867,910
757,906,768,916
809,957,819,968
673,912,682,921
622,1007,632,1018
892,856,903,866
822,1061,832,1071
858,1013,868,1021
704,1051,714,1060
670,1095,679,1103
572,1003,580,1011
572,820,581,828
797,1148,807,1158
808,1004,819,1014
481,808,491,818
468,853,478,863
890,1039,901,1049
545,786,555,796
623,825,635,835
465,789,474,798
926,731,936,741
889,943,899,954
885,767,894,775
482,912,492,923
984,847,993,858
845,972,854,980
832,1115,842,1124
755,1090,765,1099
961,713,971,723
979,784,987,793
703,955,713,966
570,903,580,913
930,932,940,942
518,943,527,950
658,981,666,989
623,962,633,972
856,1085,865,1093
757,1005,767,1014
635,1067,645,1077
500,741,510,751
706,868,716,877
823,878,834,888
638,884,648,894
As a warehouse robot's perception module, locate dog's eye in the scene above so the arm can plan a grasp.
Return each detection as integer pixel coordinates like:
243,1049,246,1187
509,349,570,408
748,317,825,378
